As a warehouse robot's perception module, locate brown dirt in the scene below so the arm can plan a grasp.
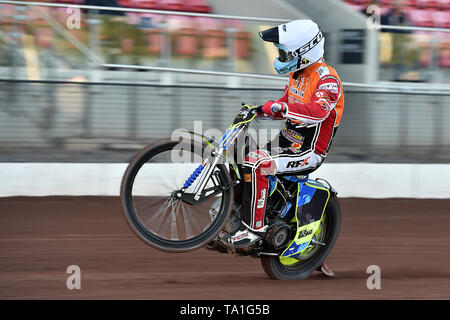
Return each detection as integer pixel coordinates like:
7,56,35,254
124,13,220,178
1,196,450,300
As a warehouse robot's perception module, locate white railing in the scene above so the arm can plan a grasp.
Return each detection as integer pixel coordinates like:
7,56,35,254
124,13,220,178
100,63,450,92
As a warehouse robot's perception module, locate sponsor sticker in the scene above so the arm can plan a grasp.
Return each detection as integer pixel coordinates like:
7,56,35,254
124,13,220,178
318,82,339,93
289,142,303,153
289,76,309,99
317,66,330,77
232,231,248,242
298,228,314,238
289,87,305,98
295,31,323,56
282,127,305,144
286,156,310,168
256,189,267,209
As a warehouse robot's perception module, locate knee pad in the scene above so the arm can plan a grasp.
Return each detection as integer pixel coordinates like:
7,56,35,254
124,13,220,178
244,149,276,176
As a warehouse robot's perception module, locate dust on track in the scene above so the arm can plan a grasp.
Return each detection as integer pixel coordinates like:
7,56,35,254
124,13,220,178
1,196,450,299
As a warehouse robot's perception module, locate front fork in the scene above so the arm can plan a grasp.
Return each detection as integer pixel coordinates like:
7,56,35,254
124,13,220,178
173,147,224,202
192,148,224,201
177,125,245,203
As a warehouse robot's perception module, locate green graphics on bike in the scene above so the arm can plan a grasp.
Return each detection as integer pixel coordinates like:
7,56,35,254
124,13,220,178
219,105,258,150
279,180,331,265
233,105,259,126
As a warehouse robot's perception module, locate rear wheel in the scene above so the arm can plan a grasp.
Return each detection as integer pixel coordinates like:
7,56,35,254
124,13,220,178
120,138,233,252
261,195,341,280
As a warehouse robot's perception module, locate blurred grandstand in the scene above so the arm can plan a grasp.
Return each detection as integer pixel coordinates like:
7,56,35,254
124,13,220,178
1,0,448,80
0,0,449,163
343,0,450,81
0,0,258,75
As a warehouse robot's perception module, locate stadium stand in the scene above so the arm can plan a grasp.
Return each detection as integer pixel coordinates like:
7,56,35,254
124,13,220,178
58,0,213,13
343,0,450,69
105,0,244,61
343,0,450,28
0,0,251,67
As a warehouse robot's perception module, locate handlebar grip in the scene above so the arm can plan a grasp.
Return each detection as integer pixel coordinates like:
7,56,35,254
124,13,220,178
271,103,282,113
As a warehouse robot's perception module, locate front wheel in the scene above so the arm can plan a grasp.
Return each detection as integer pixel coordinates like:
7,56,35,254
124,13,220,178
261,195,341,280
120,138,234,252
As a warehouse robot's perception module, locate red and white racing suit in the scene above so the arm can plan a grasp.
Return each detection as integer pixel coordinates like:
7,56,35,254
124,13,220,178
240,59,345,231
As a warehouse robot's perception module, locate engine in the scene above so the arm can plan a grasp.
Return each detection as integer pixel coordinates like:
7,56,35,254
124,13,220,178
264,220,291,251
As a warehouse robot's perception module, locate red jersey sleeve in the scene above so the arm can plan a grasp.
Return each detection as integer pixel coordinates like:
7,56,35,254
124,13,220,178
277,85,289,103
257,85,289,120
284,75,342,124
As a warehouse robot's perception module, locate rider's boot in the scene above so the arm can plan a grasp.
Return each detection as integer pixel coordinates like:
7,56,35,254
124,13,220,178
207,202,257,252
225,226,264,248
222,204,264,248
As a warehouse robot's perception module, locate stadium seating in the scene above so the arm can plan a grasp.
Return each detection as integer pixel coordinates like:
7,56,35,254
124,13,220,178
118,1,159,9
439,45,450,66
119,0,248,60
343,0,450,27
159,0,185,11
195,17,227,59
55,0,213,13
184,0,212,13
117,0,212,13
54,0,86,4
0,0,252,66
343,0,450,68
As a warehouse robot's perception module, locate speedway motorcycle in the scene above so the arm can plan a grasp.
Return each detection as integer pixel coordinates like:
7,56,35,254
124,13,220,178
120,105,341,280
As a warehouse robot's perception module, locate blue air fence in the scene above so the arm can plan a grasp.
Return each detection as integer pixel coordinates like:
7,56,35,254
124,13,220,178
0,79,450,163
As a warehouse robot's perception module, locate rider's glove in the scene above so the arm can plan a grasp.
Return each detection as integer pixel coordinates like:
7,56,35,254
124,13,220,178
258,101,287,118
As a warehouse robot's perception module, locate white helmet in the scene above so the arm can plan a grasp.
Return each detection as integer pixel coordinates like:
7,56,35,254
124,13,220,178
259,19,325,75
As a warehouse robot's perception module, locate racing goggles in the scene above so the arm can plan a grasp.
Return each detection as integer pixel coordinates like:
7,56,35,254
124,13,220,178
275,44,296,63
277,48,295,62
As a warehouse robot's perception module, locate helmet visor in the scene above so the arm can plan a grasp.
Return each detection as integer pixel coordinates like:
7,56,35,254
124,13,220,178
258,26,279,43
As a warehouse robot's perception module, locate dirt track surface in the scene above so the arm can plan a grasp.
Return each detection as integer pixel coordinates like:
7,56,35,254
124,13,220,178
1,196,450,300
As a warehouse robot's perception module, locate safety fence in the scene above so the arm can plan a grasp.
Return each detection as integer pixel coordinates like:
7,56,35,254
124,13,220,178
1,79,450,163
3,162,450,197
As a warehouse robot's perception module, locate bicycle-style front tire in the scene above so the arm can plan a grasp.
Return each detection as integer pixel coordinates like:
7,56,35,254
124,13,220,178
120,138,234,252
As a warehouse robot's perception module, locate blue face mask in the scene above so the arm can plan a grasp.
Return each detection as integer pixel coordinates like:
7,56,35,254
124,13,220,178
273,57,300,75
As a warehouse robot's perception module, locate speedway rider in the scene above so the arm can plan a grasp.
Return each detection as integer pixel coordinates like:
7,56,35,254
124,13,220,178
228,19,345,247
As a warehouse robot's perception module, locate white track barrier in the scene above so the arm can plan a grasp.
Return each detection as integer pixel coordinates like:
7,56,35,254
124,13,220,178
1,163,450,198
